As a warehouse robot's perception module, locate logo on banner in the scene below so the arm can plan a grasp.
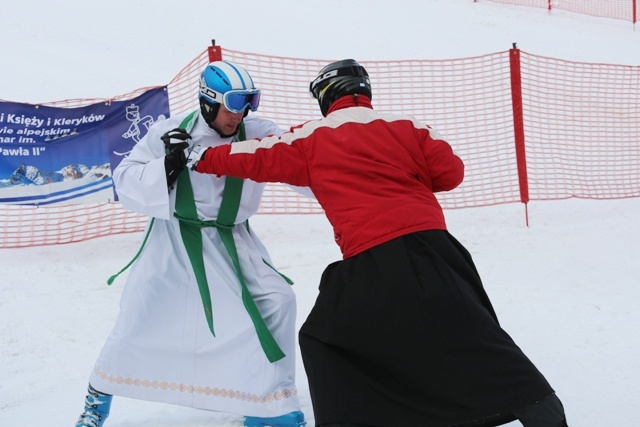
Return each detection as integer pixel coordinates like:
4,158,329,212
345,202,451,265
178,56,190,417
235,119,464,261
116,103,166,157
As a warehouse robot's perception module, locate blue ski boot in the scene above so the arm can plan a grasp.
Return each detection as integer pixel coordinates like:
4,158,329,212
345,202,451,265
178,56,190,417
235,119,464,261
244,410,306,427
75,384,112,427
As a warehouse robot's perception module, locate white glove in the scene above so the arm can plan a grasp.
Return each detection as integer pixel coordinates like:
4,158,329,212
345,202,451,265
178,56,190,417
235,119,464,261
186,144,206,170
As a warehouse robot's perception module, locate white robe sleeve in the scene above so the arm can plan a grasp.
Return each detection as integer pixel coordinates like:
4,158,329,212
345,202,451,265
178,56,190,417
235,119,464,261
113,118,182,220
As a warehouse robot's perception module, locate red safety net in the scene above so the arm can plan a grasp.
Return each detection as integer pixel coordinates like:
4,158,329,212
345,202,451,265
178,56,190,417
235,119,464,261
1,45,638,248
484,0,638,24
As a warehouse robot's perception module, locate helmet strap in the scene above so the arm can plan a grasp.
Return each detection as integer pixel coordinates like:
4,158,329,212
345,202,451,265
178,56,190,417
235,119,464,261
216,124,241,139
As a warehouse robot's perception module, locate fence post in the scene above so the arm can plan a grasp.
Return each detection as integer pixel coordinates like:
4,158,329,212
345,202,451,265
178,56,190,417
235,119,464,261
208,39,223,62
508,45,530,226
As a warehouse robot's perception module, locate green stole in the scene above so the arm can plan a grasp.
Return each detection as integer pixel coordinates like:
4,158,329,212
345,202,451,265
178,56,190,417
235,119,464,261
172,111,285,363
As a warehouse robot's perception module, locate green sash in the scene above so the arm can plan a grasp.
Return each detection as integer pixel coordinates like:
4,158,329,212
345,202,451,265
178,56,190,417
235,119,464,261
173,113,285,363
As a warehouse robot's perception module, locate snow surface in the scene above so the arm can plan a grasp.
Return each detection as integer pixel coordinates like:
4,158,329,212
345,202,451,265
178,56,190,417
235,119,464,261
1,1,639,426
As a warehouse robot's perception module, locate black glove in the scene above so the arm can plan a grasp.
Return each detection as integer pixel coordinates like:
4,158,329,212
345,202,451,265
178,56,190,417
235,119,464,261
161,128,191,187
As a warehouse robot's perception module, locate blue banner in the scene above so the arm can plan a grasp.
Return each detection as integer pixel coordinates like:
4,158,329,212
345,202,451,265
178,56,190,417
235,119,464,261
0,87,169,205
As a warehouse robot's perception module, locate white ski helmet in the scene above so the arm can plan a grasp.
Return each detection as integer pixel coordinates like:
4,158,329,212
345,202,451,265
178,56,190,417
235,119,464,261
198,61,261,122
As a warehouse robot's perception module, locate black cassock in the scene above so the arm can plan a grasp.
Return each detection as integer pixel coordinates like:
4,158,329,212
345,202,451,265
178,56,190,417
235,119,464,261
300,230,553,427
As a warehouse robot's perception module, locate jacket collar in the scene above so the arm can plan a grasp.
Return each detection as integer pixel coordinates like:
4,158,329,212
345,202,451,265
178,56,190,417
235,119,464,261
326,94,373,115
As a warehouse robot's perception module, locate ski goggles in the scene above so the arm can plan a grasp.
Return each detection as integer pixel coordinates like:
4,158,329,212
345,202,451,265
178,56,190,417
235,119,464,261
223,89,261,113
200,82,261,113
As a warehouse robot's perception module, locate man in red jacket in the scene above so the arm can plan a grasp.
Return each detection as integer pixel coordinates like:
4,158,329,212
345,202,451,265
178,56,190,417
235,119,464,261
193,59,569,427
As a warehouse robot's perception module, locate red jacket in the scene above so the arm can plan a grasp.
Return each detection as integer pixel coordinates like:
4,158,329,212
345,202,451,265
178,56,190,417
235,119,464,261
196,95,464,259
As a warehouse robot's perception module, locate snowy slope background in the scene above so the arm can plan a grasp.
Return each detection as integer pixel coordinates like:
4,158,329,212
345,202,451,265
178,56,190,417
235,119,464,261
1,1,639,426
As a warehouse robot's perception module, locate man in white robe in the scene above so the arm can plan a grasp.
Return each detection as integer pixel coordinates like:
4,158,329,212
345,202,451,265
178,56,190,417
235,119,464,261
75,61,306,427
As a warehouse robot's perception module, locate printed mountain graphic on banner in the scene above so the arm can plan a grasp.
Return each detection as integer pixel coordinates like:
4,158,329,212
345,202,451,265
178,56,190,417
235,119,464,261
0,163,111,187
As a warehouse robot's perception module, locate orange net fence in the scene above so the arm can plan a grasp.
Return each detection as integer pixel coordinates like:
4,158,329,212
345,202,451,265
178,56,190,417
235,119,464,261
1,45,638,247
482,0,638,24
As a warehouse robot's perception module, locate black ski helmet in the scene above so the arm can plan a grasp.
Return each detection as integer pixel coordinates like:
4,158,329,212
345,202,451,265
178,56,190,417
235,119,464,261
309,59,371,116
